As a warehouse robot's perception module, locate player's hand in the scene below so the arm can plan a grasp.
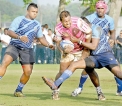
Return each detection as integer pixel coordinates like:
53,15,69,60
49,44,55,50
20,35,29,43
70,36,79,43
62,32,70,37
109,39,114,48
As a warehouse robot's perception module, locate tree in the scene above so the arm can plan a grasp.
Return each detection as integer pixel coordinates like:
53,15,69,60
108,0,122,28
23,0,32,6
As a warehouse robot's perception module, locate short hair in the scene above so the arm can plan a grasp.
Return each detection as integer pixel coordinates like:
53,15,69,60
27,3,38,10
80,16,90,24
59,10,71,21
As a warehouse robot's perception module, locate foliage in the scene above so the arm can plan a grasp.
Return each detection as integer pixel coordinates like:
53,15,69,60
81,0,98,15
23,0,32,6
0,0,25,23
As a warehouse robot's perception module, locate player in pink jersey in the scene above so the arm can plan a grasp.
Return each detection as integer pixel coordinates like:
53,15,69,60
43,10,92,100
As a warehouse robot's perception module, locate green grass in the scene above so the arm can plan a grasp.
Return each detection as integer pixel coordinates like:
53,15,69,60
0,64,122,106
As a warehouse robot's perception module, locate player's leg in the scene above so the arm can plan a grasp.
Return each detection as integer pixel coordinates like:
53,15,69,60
106,65,122,96
86,69,105,100
14,48,34,97
71,56,96,97
71,70,88,96
0,45,18,80
14,64,33,97
52,54,74,100
0,54,13,79
101,51,122,96
44,58,86,89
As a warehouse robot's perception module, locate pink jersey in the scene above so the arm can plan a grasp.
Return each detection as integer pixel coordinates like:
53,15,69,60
55,17,91,53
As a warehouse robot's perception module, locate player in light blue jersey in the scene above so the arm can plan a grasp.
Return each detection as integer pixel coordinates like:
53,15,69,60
71,0,122,98
0,3,54,97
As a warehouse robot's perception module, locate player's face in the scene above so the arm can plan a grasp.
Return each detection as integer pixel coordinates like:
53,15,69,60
61,16,72,28
96,7,105,18
27,7,38,20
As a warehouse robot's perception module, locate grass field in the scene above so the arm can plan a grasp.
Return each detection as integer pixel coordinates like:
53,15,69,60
0,64,122,106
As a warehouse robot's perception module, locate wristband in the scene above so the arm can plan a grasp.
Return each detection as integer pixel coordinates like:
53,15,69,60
79,40,82,45
17,36,20,39
17,36,22,40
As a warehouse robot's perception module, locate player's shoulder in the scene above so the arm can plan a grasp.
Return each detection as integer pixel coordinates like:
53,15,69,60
86,12,96,18
55,22,63,31
14,16,25,21
105,14,114,21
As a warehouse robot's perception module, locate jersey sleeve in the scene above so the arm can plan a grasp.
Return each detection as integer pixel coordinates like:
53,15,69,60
109,18,114,30
77,18,92,34
54,28,62,41
36,23,43,38
9,17,22,32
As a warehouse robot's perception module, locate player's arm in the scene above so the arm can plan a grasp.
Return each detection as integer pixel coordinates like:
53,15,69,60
71,26,100,50
81,37,91,59
81,26,102,50
79,38,99,50
70,34,99,50
38,36,54,49
53,28,63,53
109,30,115,47
8,17,29,43
108,18,115,47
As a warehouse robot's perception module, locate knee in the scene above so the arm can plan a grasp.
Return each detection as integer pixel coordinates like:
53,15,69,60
84,57,95,69
24,69,32,76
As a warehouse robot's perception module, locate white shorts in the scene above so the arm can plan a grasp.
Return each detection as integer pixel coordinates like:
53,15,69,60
60,51,83,62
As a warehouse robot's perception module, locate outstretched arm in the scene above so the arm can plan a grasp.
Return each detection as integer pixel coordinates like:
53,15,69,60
38,36,54,49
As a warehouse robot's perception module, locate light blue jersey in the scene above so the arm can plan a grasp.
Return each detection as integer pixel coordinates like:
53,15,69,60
86,12,113,54
9,16,43,48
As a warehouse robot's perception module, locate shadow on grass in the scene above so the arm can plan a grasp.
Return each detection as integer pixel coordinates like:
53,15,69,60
1,92,122,106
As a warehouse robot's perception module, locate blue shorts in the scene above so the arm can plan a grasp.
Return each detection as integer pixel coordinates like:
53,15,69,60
89,52,118,68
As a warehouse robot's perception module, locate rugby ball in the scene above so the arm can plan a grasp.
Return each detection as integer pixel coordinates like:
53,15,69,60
60,40,74,53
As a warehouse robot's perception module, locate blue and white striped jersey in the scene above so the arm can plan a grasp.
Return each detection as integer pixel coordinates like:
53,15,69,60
9,16,43,48
86,12,114,54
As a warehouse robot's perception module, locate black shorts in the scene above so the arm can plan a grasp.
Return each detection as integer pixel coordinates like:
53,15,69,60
5,45,35,65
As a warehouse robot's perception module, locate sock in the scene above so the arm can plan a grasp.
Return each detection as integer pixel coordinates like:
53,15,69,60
114,76,122,92
78,75,88,88
0,76,2,79
54,69,73,87
53,89,60,93
96,86,102,94
15,82,25,92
